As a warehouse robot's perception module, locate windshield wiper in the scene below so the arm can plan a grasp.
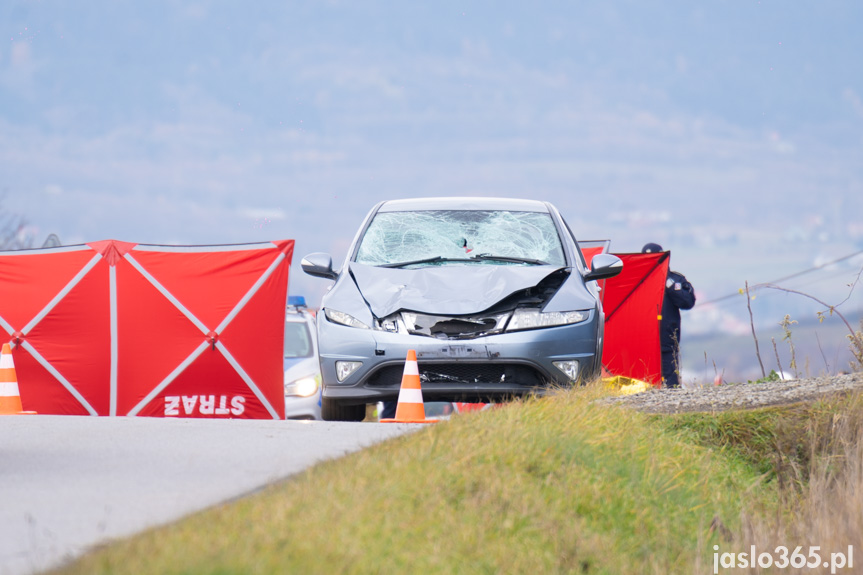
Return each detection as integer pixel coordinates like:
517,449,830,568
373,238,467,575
380,254,548,268
470,253,548,265
380,256,472,269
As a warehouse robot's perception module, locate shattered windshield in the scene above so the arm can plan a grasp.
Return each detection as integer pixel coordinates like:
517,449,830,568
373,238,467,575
355,210,566,267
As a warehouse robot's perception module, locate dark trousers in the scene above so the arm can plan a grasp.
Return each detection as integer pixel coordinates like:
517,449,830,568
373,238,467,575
661,350,680,388
381,400,397,419
661,321,682,388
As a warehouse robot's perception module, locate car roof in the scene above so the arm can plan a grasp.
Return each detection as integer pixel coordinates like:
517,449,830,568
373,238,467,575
377,197,551,213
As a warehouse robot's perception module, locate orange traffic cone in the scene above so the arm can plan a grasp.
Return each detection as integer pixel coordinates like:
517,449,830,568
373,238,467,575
0,343,37,415
380,349,435,424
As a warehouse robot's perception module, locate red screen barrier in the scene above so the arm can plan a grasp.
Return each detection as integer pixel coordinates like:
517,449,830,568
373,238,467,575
600,252,669,386
0,240,293,418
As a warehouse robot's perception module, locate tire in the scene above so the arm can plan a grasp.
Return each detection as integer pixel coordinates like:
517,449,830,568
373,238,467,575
321,397,366,422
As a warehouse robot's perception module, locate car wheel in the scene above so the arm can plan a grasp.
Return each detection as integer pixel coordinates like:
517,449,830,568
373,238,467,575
321,397,366,422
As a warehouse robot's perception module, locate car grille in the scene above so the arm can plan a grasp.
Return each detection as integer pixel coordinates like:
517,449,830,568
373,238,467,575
366,363,547,388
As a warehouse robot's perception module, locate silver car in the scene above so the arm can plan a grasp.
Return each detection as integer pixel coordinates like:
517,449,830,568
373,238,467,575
302,197,622,421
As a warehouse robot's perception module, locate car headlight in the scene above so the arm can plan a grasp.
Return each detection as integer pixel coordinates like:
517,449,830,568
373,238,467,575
506,309,589,331
324,308,370,329
374,313,404,333
285,375,319,397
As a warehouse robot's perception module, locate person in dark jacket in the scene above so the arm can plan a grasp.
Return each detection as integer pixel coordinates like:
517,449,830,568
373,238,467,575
642,243,696,388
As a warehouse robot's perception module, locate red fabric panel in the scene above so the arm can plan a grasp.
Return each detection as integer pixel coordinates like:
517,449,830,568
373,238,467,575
114,259,210,416
218,258,290,417
25,260,112,414
128,248,282,330
135,348,270,419
0,240,293,418
601,252,668,386
12,348,92,415
120,246,290,418
580,247,605,268
0,248,97,329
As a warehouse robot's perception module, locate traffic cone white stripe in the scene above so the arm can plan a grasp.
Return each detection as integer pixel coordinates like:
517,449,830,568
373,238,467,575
0,381,20,396
380,349,435,424
0,342,36,415
396,388,424,404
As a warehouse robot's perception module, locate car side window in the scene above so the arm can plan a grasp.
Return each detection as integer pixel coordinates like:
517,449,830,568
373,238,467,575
284,321,313,358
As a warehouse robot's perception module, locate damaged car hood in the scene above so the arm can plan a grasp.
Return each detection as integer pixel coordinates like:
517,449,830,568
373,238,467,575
349,262,566,318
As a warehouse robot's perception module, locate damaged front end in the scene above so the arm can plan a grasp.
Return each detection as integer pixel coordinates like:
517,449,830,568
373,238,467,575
314,258,602,402
370,268,587,340
397,312,509,338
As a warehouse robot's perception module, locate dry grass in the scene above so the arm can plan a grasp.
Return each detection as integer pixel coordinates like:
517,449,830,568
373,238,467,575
729,392,863,573
850,320,863,372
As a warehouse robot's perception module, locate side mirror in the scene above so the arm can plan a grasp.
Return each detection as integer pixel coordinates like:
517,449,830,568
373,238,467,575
301,253,338,280
584,253,623,281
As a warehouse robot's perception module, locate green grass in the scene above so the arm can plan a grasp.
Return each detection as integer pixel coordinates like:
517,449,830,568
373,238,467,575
54,387,776,575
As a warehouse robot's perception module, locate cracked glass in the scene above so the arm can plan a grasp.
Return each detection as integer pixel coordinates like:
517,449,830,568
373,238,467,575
355,210,566,267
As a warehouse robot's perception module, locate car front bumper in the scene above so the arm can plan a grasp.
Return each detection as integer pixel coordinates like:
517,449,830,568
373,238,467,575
318,312,601,406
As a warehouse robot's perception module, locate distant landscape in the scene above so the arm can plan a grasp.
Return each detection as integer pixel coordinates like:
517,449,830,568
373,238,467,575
2,2,861,387
683,310,863,384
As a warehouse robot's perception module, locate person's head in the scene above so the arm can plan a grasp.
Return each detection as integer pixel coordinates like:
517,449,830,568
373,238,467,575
641,242,663,254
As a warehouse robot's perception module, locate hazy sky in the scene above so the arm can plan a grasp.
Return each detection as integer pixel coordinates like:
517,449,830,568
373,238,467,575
2,1,862,334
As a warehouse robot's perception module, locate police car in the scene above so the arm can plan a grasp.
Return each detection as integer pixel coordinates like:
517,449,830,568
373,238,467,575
283,296,322,420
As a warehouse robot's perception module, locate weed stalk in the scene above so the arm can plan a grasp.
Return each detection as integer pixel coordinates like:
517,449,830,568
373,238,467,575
743,281,767,379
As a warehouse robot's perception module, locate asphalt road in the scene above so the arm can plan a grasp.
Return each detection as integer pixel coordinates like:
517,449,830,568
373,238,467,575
0,416,416,575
